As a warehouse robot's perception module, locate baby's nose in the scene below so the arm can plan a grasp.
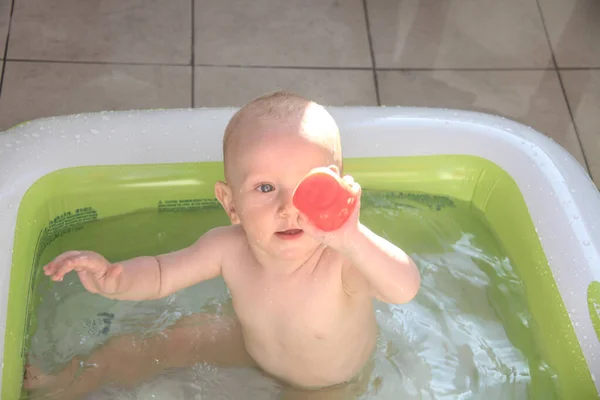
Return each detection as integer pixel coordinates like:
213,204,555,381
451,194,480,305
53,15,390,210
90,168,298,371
278,189,297,216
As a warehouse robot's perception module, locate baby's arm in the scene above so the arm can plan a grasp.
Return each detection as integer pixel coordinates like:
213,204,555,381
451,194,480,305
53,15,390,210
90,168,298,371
295,173,420,304
118,226,228,299
44,226,229,301
341,223,421,304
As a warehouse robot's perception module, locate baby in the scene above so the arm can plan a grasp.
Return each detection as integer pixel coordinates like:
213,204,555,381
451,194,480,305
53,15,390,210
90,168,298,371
24,91,421,399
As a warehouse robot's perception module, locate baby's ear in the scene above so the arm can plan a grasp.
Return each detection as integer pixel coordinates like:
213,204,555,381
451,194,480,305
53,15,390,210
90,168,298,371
215,181,240,224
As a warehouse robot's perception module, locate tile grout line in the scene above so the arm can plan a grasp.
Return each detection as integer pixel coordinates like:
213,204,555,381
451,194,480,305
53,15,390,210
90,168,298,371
2,57,600,72
0,0,17,100
195,63,370,71
191,0,195,108
558,67,600,71
534,0,593,178
5,58,191,67
379,67,559,71
361,0,381,106
555,70,594,177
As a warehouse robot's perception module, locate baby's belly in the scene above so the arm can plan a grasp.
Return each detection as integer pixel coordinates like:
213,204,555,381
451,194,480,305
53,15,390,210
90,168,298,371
240,315,378,388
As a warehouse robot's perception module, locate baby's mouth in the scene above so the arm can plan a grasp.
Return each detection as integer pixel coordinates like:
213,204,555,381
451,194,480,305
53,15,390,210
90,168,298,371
275,228,304,240
277,229,303,235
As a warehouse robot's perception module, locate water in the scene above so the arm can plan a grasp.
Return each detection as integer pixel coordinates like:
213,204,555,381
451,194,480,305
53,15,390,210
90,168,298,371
25,191,560,399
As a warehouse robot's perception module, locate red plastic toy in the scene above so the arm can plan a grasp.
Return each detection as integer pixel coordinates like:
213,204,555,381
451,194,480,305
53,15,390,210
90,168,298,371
292,168,358,232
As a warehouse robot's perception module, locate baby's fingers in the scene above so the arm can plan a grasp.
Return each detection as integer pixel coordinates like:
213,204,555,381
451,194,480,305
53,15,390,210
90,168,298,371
50,252,107,282
43,251,82,276
342,175,361,196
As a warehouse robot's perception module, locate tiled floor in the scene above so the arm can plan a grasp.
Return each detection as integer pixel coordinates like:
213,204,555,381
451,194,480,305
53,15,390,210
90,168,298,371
0,0,598,185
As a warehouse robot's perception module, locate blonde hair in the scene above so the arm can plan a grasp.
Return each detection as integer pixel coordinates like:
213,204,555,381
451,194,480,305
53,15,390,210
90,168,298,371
222,91,342,180
223,91,311,155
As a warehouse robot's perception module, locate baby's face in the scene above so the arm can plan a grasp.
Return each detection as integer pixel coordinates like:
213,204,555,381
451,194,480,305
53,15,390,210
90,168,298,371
225,115,340,259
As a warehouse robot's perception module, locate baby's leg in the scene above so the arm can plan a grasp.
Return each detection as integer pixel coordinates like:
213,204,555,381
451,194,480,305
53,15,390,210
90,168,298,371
25,313,254,400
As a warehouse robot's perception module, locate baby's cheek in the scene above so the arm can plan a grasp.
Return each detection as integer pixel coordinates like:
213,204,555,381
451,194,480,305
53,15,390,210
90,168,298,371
239,209,266,234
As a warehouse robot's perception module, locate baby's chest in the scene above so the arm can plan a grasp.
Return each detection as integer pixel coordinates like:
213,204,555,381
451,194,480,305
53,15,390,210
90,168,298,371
227,269,346,336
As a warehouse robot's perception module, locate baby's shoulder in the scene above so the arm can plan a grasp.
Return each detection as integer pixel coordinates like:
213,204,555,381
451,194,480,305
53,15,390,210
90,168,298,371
204,224,245,243
202,224,247,255
203,225,249,273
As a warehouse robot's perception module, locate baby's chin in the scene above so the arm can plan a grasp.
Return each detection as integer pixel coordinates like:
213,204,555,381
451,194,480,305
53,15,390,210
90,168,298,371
272,236,321,257
245,230,320,257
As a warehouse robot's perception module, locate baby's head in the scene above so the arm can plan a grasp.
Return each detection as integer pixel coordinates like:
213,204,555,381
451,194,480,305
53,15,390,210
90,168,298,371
215,91,343,258
222,91,342,183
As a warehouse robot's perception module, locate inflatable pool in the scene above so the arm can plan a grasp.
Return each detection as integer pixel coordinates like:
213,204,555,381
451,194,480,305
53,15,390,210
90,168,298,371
0,107,598,399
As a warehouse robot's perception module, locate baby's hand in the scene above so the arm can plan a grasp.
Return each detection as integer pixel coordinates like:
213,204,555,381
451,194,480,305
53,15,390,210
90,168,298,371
297,174,362,253
43,250,123,295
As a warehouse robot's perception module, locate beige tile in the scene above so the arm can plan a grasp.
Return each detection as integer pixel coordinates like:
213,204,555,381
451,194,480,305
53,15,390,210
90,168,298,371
0,0,10,55
378,69,587,169
194,0,371,67
367,0,552,68
538,0,600,67
194,67,377,106
561,70,600,184
8,0,191,64
0,62,191,131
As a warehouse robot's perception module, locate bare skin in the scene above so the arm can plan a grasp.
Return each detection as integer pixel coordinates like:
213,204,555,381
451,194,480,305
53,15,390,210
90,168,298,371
24,93,420,399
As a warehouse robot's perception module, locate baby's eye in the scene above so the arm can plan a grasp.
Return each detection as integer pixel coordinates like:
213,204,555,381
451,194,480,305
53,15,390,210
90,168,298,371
256,183,275,193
